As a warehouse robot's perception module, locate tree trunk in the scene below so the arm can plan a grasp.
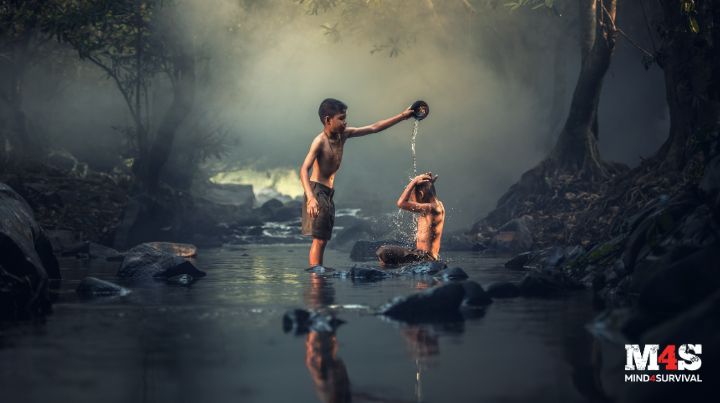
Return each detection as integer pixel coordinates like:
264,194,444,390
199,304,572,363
653,0,720,171
542,30,569,152
135,53,196,192
0,35,33,163
549,0,618,180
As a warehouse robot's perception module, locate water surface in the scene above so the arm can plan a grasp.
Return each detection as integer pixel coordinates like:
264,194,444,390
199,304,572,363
0,245,599,403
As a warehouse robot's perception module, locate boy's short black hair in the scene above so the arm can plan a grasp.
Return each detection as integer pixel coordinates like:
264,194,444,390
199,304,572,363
318,98,347,124
415,181,437,203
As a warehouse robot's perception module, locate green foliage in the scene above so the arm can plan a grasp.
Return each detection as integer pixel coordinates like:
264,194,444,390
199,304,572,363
0,1,55,40
296,0,338,15
505,0,552,12
48,0,190,158
681,0,699,34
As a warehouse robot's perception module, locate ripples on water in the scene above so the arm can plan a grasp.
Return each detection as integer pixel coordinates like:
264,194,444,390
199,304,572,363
0,245,599,403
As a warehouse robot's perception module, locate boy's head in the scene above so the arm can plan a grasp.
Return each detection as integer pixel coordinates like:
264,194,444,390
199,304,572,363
318,98,347,133
414,173,438,203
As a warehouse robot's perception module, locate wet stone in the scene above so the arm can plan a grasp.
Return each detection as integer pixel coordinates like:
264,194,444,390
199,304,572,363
398,260,446,275
435,267,469,281
164,274,195,286
118,243,206,281
505,251,533,270
350,240,404,261
345,265,390,281
282,308,345,335
379,282,466,323
461,281,493,307
305,265,335,274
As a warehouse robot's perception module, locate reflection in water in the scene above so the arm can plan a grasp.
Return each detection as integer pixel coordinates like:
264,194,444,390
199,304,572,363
304,274,336,309
305,331,352,403
399,322,464,403
303,274,351,403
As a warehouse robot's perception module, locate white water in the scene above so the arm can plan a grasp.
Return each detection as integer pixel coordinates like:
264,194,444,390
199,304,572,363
411,119,419,177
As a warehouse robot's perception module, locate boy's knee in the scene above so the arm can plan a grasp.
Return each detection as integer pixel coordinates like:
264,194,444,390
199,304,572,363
313,238,328,247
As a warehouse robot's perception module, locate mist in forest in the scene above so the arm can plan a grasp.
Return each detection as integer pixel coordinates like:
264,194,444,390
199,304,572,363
22,0,668,230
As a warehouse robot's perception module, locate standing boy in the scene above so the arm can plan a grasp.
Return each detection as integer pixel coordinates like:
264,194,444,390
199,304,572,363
300,98,413,267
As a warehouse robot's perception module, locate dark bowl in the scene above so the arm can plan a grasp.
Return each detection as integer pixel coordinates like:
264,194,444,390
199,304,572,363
411,100,429,121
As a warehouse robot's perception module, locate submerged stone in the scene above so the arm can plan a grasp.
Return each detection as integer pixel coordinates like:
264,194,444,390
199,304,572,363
165,274,195,286
379,282,467,323
435,267,469,281
461,281,493,307
398,260,446,275
282,308,345,335
346,265,390,280
305,265,335,274
118,242,206,281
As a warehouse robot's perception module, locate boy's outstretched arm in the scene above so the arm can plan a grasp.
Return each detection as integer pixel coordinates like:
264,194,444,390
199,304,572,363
300,137,322,217
345,107,414,138
396,174,434,214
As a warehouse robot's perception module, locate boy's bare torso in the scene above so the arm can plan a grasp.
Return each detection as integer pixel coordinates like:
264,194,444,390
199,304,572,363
309,132,346,188
416,201,445,259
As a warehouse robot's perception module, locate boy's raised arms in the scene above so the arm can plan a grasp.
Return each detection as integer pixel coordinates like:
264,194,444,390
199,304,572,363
345,108,414,138
396,174,435,214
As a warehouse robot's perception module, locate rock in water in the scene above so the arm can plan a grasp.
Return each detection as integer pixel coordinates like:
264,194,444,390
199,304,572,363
305,265,335,274
165,274,195,286
118,242,205,281
461,281,492,307
282,309,311,334
350,240,404,261
346,265,390,281
282,308,345,335
379,282,466,322
1,183,60,319
398,260,447,275
504,251,533,270
435,267,469,281
76,277,130,297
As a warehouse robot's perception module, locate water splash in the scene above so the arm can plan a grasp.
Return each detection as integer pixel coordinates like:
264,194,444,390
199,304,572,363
390,119,422,244
411,120,419,177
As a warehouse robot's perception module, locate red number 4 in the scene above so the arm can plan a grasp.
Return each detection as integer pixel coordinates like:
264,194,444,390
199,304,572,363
658,345,678,370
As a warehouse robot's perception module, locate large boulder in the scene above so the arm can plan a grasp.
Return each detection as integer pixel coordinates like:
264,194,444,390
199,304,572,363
117,242,205,281
379,281,491,323
0,183,60,319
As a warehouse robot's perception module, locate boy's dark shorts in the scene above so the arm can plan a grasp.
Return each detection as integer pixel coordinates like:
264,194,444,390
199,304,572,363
376,244,436,267
302,181,335,240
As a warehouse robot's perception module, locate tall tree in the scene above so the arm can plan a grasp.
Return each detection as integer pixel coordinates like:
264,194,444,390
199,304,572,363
51,0,195,192
0,0,53,162
654,0,720,172
548,0,619,179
